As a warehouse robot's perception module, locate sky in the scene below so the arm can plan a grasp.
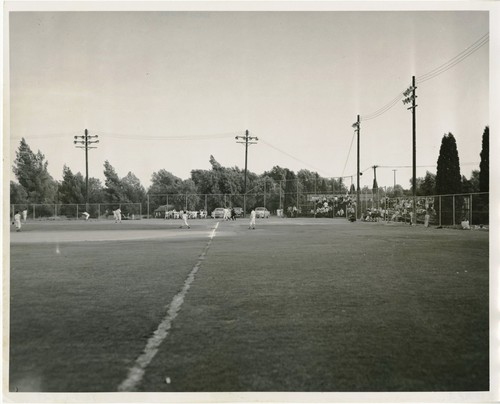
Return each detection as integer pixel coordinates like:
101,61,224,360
7,4,491,190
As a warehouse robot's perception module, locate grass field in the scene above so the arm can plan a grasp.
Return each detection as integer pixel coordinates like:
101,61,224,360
8,217,489,393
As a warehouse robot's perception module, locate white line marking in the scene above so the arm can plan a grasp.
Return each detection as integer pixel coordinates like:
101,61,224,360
117,222,219,392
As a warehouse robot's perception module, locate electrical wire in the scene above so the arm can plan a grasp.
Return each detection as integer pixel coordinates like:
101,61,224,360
96,130,241,141
257,137,331,177
358,32,488,123
378,162,479,169
416,33,489,84
341,129,356,177
10,132,81,140
361,91,406,121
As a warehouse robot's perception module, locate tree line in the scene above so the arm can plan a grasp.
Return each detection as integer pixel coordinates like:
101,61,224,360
10,127,488,216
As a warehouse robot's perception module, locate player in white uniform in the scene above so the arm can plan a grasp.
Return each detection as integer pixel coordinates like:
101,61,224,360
179,210,190,229
13,211,22,232
22,209,28,223
248,209,256,229
113,208,122,223
82,211,90,221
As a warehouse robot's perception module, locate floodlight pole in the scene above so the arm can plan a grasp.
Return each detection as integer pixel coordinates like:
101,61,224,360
235,130,258,217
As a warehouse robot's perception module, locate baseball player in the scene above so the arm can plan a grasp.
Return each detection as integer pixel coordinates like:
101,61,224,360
248,208,256,230
179,210,190,229
113,208,122,223
13,211,22,232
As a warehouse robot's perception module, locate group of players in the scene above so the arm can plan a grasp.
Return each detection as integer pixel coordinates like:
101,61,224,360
12,206,258,231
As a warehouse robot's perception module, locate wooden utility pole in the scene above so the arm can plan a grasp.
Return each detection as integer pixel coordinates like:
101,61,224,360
235,130,258,217
74,129,99,208
352,115,361,219
403,77,418,225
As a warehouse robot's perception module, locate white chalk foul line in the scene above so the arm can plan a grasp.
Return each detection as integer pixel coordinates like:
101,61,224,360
117,222,220,392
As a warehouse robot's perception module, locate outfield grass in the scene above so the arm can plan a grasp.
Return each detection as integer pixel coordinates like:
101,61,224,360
8,218,489,392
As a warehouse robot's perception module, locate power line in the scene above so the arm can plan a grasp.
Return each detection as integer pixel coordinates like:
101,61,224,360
416,33,489,84
11,131,241,142
341,129,356,177
359,32,488,122
258,137,331,177
97,131,241,141
361,91,405,121
378,162,479,169
11,132,81,140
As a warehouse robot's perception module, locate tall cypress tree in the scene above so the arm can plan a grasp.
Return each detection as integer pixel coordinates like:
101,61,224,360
479,126,489,193
478,126,489,224
436,133,462,224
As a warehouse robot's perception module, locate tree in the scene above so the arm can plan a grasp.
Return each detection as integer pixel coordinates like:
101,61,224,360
103,160,123,204
190,156,248,211
103,161,146,209
436,133,462,224
10,181,28,205
462,170,480,194
88,178,106,204
416,171,436,196
436,133,462,195
59,165,85,204
122,172,147,204
263,166,296,214
13,138,58,203
479,126,489,193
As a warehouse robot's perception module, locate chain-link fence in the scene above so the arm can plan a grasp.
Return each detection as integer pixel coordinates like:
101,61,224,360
10,203,142,221
11,191,488,226
364,192,489,226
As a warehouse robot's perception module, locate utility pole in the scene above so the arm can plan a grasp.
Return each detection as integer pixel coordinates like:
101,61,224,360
74,129,99,209
235,130,258,217
352,115,361,219
403,76,417,225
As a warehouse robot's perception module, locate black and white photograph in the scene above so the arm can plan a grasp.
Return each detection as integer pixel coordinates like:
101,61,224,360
3,1,499,402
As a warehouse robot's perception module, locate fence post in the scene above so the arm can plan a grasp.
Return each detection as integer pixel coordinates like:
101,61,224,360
452,195,455,226
98,204,100,219
76,204,79,220
205,194,207,214
54,204,57,219
185,193,188,211
33,205,35,220
147,195,150,219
